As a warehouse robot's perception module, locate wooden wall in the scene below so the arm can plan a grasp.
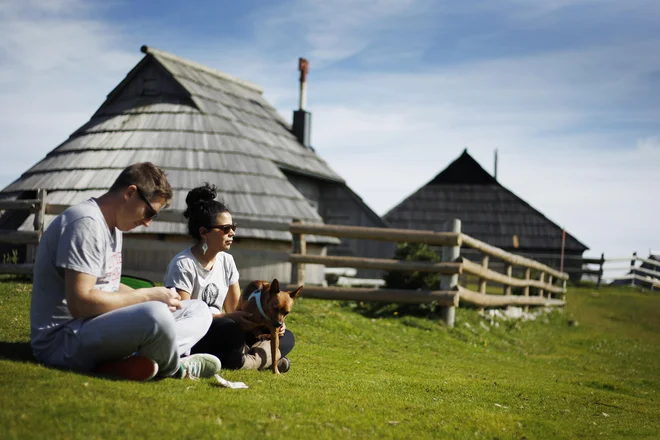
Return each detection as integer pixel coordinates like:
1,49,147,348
283,173,395,278
122,234,325,287
319,183,395,278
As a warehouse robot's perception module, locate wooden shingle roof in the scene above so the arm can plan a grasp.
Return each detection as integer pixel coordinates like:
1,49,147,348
1,46,345,243
384,150,588,252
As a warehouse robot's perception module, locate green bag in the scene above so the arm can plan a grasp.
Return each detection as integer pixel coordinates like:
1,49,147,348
120,275,156,289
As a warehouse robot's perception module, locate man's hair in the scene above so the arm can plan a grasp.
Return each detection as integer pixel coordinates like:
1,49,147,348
109,162,173,203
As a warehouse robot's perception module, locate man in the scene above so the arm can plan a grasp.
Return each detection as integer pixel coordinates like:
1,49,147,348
30,162,220,381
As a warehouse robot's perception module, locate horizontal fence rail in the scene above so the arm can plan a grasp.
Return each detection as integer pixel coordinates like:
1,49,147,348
460,257,565,294
45,204,296,232
0,263,34,275
290,223,461,247
581,251,660,289
289,254,462,274
0,200,43,212
0,231,40,245
285,284,459,307
460,234,568,281
457,285,565,308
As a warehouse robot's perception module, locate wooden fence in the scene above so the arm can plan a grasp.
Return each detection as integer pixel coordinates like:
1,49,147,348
285,219,567,327
1,193,569,327
581,252,660,289
0,190,46,275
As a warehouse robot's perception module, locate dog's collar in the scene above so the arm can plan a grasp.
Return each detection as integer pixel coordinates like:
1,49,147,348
247,289,270,321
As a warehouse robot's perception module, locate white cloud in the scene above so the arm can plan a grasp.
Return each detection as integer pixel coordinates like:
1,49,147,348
292,37,660,263
0,0,658,274
0,0,138,185
254,0,427,64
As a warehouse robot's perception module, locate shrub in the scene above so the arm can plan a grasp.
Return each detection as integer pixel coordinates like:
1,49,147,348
383,242,442,291
346,243,447,319
2,249,18,265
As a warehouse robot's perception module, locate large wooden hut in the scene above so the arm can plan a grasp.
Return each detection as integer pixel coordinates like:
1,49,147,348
0,46,389,284
384,150,588,279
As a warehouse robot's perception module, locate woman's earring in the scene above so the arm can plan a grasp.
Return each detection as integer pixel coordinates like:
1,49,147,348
202,241,208,255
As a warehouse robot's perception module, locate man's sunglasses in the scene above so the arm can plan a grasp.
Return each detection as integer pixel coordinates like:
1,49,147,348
136,187,158,220
207,223,237,234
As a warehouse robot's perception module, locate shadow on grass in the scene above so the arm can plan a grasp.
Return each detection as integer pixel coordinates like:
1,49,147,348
0,341,166,382
0,341,35,362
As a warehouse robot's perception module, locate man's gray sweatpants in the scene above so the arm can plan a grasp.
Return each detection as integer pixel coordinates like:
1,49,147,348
36,300,212,377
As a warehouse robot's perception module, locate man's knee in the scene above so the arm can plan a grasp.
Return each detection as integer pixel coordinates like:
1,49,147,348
141,301,177,334
181,300,212,328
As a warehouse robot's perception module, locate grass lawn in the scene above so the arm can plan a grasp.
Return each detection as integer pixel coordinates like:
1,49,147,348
1,278,658,439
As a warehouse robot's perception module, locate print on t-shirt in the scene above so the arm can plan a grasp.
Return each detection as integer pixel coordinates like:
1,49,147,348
201,283,220,307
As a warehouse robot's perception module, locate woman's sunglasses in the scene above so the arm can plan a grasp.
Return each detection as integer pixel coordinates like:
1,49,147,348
136,187,158,220
208,223,237,234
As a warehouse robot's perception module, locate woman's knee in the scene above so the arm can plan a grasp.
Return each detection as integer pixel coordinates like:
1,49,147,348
182,299,210,314
279,329,295,356
181,299,212,328
208,317,245,344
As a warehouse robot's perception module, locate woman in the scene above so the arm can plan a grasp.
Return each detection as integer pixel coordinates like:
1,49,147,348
164,183,294,372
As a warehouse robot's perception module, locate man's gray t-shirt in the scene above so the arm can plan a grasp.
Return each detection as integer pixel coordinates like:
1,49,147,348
30,199,123,359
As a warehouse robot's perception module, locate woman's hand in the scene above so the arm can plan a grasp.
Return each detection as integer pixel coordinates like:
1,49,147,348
222,311,256,330
278,322,286,336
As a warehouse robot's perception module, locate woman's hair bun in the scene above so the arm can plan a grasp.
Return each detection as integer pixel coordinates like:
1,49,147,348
182,184,230,238
183,183,217,218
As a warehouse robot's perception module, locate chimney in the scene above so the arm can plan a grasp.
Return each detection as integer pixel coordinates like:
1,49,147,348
292,57,312,148
494,148,498,180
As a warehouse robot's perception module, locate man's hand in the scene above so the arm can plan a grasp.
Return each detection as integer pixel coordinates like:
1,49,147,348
64,270,181,318
144,287,182,312
278,322,286,337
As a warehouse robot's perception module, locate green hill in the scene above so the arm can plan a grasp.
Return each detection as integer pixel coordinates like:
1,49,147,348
1,279,658,439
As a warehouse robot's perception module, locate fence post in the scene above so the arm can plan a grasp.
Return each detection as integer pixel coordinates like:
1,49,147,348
504,264,512,296
630,251,637,287
440,218,461,328
26,189,47,264
523,268,531,313
478,256,489,293
547,275,553,298
596,252,604,289
560,228,566,273
290,219,306,285
477,255,489,313
34,189,47,236
538,272,545,298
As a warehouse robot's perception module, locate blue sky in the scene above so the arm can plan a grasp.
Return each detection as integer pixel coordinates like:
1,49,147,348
1,0,659,275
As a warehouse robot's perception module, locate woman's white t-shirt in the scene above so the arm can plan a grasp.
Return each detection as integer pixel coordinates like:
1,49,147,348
164,248,239,314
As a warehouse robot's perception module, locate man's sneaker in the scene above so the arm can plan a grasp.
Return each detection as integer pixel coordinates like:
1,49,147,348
96,355,159,382
177,353,221,379
276,356,291,373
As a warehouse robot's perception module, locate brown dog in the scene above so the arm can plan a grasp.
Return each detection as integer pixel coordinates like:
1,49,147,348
237,279,302,374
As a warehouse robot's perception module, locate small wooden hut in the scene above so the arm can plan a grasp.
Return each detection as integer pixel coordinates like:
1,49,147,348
384,150,588,279
0,46,390,284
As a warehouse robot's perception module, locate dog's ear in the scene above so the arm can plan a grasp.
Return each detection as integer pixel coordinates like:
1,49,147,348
290,285,303,300
269,278,280,294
